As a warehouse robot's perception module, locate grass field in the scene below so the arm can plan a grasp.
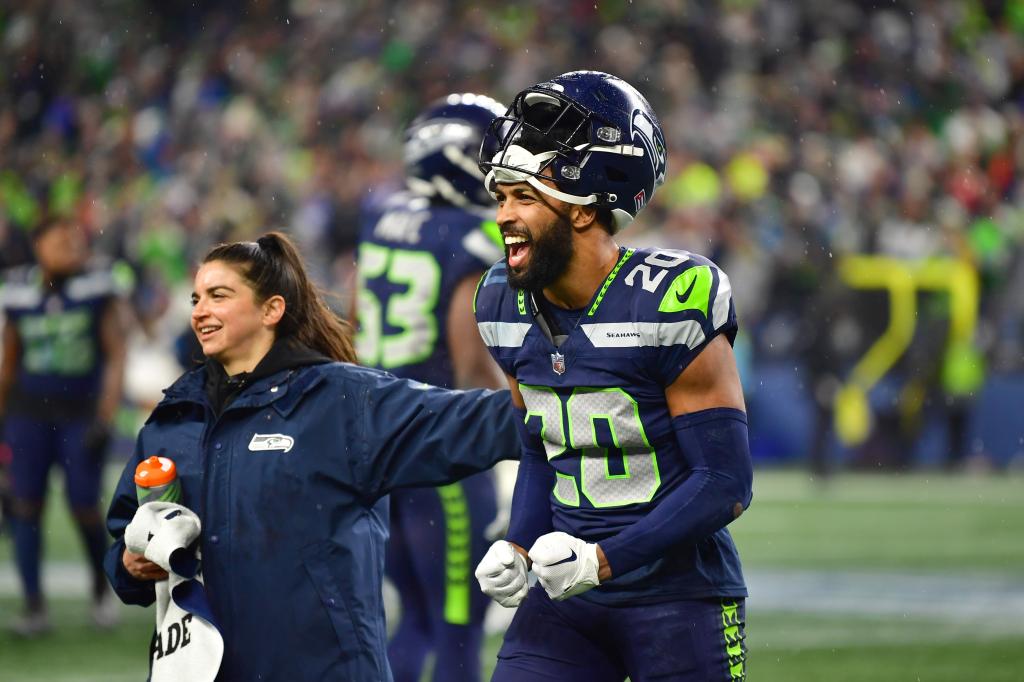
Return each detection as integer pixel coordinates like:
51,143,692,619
1,469,1022,681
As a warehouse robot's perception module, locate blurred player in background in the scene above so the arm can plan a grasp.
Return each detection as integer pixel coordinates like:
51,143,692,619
0,215,129,636
473,71,753,681
354,93,508,682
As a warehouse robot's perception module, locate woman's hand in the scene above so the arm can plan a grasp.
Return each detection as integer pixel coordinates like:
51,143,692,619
122,548,169,581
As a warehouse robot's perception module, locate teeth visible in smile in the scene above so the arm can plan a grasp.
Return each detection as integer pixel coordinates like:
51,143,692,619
200,327,219,334
504,236,528,245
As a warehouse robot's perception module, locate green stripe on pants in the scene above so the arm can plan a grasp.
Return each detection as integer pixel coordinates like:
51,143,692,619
438,483,471,625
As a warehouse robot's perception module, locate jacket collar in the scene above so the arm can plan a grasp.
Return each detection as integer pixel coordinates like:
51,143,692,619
204,338,331,416
156,359,332,419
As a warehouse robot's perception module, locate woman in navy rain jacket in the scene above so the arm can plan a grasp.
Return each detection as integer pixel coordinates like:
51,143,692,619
104,232,519,681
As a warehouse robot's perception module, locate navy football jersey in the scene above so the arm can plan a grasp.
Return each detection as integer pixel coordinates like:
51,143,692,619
0,264,125,414
474,246,747,604
356,191,503,386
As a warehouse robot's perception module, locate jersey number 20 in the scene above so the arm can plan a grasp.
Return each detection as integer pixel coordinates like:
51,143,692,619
521,385,661,509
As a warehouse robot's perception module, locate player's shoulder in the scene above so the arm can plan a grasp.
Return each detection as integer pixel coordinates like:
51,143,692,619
0,265,42,311
615,246,732,321
66,262,127,302
473,260,523,322
472,261,533,357
425,205,503,266
360,191,429,245
590,246,735,352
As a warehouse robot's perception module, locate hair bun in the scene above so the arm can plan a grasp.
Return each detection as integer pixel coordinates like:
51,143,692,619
256,235,277,252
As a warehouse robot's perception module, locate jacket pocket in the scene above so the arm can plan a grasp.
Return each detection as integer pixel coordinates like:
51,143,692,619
300,539,363,661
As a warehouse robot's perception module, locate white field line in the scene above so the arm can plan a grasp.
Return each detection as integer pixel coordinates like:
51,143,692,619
5,563,1023,638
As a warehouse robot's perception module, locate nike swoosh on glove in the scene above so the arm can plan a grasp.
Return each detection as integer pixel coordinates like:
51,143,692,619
528,531,600,601
475,540,529,607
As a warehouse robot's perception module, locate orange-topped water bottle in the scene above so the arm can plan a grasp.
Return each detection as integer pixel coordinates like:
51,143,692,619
134,456,182,505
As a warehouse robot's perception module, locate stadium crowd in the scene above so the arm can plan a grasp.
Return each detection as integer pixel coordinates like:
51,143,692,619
3,0,1024,466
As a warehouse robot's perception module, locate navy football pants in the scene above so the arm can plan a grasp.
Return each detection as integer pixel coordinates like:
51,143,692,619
6,415,105,601
492,585,747,681
6,416,102,506
386,471,497,682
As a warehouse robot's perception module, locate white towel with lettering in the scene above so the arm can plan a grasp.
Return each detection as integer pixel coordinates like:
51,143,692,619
125,502,223,682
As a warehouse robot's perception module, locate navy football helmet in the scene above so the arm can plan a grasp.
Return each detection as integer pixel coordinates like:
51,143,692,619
404,93,507,210
479,71,668,232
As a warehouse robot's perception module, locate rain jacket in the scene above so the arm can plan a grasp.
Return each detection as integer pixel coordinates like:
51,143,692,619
105,360,518,681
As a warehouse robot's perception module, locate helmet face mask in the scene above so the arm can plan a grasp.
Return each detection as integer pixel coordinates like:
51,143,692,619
404,93,506,210
479,71,668,233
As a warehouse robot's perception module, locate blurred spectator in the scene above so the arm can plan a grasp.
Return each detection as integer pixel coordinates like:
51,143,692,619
3,0,1023,467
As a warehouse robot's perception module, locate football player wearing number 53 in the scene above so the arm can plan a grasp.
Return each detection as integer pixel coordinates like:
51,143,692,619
473,71,754,682
354,93,509,682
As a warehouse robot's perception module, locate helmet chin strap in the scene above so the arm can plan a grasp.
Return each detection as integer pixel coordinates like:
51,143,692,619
525,175,599,206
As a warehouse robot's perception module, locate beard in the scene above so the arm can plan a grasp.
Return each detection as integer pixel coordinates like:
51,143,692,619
506,215,575,292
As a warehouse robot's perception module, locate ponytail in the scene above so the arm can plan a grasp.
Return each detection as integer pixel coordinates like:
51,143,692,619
203,232,357,363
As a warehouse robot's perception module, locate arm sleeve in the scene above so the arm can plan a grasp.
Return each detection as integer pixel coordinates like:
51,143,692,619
504,407,554,549
358,371,521,497
598,408,753,577
103,441,156,606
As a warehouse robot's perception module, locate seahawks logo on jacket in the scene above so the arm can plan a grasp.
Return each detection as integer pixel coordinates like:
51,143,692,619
248,433,295,453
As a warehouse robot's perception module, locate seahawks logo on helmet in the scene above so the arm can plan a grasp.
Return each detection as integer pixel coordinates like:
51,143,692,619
631,110,667,190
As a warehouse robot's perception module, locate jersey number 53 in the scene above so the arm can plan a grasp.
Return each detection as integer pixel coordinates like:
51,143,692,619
356,244,441,368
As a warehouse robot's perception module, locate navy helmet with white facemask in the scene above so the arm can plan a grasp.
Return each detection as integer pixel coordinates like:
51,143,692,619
404,93,507,210
478,71,668,233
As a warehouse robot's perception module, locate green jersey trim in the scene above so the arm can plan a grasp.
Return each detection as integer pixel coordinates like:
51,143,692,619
587,248,635,317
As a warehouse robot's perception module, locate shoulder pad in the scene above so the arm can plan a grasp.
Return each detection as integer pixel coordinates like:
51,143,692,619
621,247,735,349
473,260,514,319
461,219,503,266
67,269,120,302
473,260,533,349
0,267,41,310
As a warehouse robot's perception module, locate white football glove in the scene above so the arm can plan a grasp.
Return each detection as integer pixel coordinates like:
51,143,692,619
528,531,600,601
475,540,529,607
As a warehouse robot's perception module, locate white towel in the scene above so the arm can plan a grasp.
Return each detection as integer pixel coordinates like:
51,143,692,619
125,502,224,682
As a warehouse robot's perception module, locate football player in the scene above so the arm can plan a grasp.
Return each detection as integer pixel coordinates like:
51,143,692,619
0,216,128,635
354,93,508,682
473,71,753,681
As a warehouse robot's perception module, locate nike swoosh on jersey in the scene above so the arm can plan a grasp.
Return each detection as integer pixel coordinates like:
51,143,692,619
548,549,578,566
675,275,697,306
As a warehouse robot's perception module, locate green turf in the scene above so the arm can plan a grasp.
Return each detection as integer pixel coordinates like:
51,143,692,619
1,469,1022,681
729,470,1024,574
0,596,152,682
747,637,1024,682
